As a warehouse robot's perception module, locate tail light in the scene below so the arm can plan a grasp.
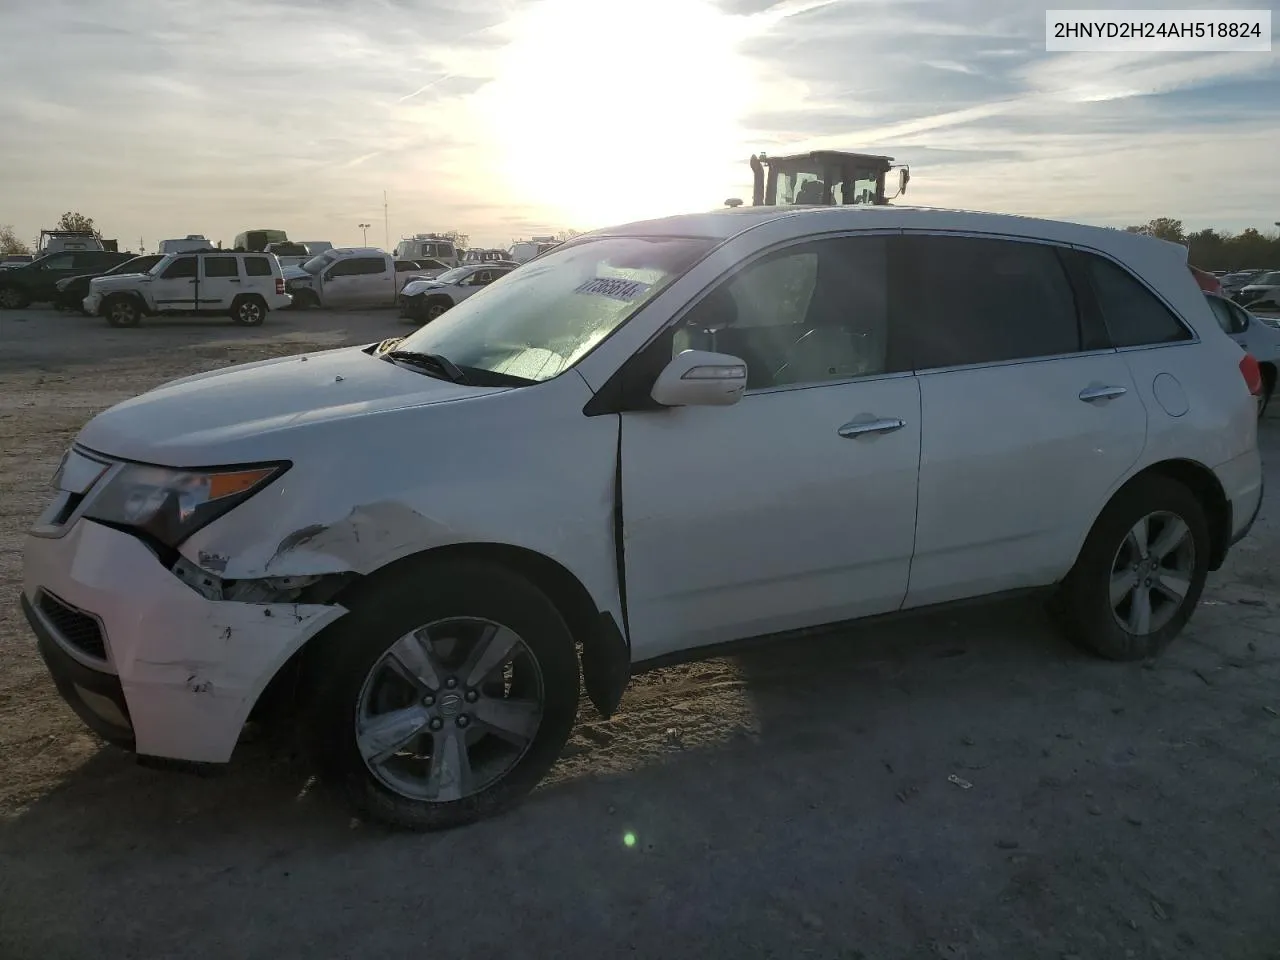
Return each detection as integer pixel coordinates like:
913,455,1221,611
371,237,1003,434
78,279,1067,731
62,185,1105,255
275,278,285,295
1240,353,1263,396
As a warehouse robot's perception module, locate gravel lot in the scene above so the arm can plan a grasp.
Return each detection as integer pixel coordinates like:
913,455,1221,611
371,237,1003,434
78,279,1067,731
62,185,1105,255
2,305,1279,960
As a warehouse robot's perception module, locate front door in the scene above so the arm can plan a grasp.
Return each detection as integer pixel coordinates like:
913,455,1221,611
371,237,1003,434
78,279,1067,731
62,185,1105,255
619,234,922,661
149,255,198,311
898,233,1147,608
197,255,242,310
29,253,80,300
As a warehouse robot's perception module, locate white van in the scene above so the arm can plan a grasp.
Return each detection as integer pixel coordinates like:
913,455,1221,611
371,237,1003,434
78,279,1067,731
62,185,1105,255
394,235,459,268
159,235,215,255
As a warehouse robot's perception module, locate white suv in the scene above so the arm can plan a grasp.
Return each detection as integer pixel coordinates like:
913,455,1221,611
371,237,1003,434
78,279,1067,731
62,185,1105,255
84,251,292,327
24,207,1263,830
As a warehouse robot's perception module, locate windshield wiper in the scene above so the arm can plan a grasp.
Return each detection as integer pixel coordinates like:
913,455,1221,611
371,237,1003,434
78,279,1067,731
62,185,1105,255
385,350,469,383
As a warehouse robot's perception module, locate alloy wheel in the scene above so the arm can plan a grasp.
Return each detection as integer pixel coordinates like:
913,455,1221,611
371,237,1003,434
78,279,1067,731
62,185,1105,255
354,617,545,803
1109,510,1195,636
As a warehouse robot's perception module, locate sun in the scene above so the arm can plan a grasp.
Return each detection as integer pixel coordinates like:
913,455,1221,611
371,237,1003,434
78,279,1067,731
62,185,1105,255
479,0,755,230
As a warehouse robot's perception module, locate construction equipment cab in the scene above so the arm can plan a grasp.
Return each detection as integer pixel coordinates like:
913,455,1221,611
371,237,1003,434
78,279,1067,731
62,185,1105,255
736,151,910,207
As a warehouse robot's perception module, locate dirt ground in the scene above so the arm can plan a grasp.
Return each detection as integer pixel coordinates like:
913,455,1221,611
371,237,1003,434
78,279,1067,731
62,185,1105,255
1,306,1279,960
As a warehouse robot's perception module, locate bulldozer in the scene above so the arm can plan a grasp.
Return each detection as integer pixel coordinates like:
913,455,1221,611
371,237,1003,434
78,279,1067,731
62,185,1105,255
726,150,910,208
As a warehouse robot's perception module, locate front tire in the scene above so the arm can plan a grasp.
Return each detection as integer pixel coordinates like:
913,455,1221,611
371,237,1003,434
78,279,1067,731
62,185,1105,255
1057,475,1209,661
307,560,580,830
103,295,142,327
424,298,452,322
291,289,318,311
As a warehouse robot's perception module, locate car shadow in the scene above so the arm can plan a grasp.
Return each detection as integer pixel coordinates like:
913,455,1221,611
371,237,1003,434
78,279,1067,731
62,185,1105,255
3,594,1272,957
0,597,1093,845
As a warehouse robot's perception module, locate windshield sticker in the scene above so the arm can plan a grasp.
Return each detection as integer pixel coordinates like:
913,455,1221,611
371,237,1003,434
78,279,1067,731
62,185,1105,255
574,277,651,302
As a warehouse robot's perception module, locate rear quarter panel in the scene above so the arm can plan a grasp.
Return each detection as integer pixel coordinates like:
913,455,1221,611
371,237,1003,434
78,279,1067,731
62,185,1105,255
1086,237,1257,474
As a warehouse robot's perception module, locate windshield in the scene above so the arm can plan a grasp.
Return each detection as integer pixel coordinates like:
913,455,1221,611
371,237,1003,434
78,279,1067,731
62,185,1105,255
147,256,174,276
301,251,339,274
395,235,714,383
435,266,473,284
107,258,148,275
1253,272,1280,285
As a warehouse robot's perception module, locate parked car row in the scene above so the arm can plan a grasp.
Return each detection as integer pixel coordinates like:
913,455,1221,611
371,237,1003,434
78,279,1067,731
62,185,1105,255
0,250,137,309
1233,270,1280,309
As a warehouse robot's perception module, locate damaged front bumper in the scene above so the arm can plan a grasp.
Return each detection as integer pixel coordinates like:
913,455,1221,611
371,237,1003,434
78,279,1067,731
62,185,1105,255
22,519,347,763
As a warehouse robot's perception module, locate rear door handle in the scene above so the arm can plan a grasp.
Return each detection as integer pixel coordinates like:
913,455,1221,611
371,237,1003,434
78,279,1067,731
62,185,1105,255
1079,385,1127,402
838,417,907,438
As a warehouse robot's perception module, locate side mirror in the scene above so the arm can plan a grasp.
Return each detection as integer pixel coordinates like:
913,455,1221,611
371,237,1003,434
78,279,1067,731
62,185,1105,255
650,350,748,407
324,270,336,281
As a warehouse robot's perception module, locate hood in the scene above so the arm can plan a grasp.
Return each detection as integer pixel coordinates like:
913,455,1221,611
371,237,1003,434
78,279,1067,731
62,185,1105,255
404,279,445,294
90,273,150,291
77,344,508,464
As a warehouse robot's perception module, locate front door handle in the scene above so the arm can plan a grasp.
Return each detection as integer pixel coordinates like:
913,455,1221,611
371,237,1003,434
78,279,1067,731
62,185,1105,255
1079,385,1127,402
838,417,907,438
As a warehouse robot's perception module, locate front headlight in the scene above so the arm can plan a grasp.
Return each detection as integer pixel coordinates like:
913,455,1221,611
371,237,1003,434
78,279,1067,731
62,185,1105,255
85,462,289,548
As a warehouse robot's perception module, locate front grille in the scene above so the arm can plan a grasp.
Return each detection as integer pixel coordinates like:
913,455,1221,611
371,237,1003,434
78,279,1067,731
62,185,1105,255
36,591,107,661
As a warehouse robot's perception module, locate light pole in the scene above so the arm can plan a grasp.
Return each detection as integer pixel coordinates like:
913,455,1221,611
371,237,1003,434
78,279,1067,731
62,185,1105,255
359,223,371,246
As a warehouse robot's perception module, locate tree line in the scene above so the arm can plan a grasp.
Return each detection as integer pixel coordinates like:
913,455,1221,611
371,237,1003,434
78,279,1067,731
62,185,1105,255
1,212,99,254
1125,218,1280,273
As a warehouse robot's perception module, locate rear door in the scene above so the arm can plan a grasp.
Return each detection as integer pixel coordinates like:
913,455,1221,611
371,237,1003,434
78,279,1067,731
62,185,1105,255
350,256,391,306
197,255,242,311
900,233,1146,608
150,255,198,311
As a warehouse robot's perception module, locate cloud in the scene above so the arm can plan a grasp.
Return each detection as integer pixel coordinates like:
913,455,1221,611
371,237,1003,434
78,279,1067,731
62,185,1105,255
0,0,1276,250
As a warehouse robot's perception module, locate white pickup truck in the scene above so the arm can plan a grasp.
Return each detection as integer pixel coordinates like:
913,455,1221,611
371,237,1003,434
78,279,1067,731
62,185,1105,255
284,248,424,310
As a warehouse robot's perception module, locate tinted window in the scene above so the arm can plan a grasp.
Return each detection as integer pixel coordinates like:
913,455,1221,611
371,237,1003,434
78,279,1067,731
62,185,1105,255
204,256,240,278
395,260,419,273
675,236,897,390
1224,299,1251,334
161,256,197,280
904,235,1079,370
1206,296,1235,335
331,257,385,277
39,254,76,270
1082,254,1191,347
243,257,271,277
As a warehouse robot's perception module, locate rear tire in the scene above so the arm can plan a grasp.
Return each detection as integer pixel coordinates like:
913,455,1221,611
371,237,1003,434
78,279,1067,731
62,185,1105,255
1056,475,1209,661
231,295,266,326
305,560,580,831
0,286,29,310
103,295,142,328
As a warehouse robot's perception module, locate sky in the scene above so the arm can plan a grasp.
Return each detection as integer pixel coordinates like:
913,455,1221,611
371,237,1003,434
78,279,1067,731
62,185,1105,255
0,0,1276,252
